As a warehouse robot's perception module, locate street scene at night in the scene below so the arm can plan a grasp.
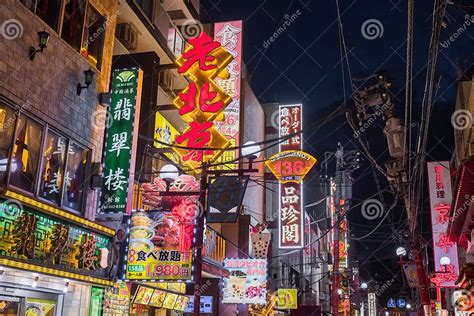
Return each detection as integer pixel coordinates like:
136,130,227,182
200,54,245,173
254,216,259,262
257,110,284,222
0,0,473,315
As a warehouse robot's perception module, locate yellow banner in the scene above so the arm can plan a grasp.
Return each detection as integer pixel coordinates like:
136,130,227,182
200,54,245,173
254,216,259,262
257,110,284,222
154,112,181,165
277,289,298,309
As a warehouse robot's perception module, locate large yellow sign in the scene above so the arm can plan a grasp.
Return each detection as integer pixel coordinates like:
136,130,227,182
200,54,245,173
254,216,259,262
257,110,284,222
154,112,181,164
277,289,298,309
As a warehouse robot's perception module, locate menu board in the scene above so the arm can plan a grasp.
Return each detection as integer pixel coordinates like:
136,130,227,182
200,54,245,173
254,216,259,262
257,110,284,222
174,296,189,312
162,293,178,309
103,281,130,316
134,287,154,305
126,211,193,280
148,290,166,307
0,199,112,280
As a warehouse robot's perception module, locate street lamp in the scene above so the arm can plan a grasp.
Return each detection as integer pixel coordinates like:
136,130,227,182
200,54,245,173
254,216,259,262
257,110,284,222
440,256,451,266
395,246,406,257
406,303,411,309
361,282,368,289
337,288,343,295
160,164,179,182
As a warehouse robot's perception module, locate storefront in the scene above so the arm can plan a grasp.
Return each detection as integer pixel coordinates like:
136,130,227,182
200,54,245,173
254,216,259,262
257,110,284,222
0,195,115,315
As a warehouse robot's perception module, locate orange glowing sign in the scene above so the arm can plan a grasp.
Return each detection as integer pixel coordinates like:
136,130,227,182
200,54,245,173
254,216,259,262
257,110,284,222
265,150,317,184
172,32,234,171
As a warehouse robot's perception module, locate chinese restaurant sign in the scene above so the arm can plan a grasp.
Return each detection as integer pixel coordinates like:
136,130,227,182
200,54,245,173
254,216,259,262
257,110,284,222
265,150,317,184
222,258,267,304
100,67,142,213
172,32,235,171
278,104,304,249
427,161,459,287
0,199,112,281
277,288,298,309
126,210,193,281
213,20,243,170
154,112,181,165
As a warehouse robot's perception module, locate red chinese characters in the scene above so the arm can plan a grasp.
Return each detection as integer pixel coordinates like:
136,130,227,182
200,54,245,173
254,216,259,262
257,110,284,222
173,32,234,170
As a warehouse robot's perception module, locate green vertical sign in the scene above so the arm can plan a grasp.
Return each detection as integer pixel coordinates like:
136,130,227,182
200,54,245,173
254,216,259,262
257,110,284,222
100,68,139,213
90,286,104,316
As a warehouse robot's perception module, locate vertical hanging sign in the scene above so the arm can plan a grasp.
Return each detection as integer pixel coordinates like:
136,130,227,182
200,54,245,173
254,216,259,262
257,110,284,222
100,67,143,213
213,20,242,169
427,161,460,287
278,104,303,249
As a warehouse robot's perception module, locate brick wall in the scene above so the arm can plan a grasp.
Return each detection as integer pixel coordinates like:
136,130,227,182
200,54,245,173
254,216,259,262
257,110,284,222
0,0,119,220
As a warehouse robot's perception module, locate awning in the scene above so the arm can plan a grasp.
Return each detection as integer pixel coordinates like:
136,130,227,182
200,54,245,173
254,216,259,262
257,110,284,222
448,160,474,249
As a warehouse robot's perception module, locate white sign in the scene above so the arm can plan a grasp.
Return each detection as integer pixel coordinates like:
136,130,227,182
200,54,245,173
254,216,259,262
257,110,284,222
368,293,377,316
222,258,267,304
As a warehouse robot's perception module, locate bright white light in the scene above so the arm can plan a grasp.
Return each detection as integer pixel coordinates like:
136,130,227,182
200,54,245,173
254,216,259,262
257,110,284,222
385,312,389,316
337,289,343,295
31,281,37,288
440,256,451,266
160,164,179,181
406,304,411,309
361,282,368,289
242,141,261,159
396,246,406,256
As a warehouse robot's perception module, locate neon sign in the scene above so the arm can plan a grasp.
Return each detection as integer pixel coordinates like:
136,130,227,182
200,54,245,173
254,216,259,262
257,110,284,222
265,150,316,184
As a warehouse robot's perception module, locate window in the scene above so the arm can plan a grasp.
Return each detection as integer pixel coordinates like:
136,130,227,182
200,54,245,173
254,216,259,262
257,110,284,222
62,141,89,211
20,0,62,31
0,104,17,183
135,0,154,21
39,130,67,204
61,0,87,51
9,114,44,193
81,5,105,70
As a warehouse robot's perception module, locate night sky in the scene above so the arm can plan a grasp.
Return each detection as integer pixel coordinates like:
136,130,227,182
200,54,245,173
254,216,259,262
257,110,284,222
202,0,473,304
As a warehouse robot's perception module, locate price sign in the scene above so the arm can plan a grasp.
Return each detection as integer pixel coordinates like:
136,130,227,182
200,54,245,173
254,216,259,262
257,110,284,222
265,150,317,184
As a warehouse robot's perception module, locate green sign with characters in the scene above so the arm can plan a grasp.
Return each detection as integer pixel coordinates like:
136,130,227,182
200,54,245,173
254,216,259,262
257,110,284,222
100,68,141,213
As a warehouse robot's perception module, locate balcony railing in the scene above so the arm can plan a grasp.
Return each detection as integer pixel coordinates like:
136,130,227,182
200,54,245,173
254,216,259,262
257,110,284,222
203,226,226,265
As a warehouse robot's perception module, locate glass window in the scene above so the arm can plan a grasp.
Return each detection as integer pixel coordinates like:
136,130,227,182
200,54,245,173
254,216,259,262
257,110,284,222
39,130,67,205
10,114,43,193
20,0,62,31
135,0,154,21
81,5,105,70
0,104,17,183
61,0,87,51
62,141,89,211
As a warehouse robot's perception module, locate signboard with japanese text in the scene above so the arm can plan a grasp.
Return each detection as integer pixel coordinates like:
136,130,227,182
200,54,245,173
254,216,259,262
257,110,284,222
427,161,460,288
222,258,267,304
100,67,143,213
402,263,418,288
103,281,130,315
126,210,193,281
213,20,243,170
278,104,304,249
153,112,181,165
368,293,377,316
277,289,298,309
172,32,235,171
0,198,113,282
265,150,317,184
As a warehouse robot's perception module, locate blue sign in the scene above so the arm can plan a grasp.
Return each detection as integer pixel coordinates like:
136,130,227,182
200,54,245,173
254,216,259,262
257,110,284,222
396,298,406,308
387,298,396,308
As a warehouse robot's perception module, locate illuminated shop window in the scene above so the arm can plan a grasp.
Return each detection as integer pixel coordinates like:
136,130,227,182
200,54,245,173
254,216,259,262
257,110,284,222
81,5,105,70
0,104,16,183
39,130,67,205
62,141,89,211
10,114,43,193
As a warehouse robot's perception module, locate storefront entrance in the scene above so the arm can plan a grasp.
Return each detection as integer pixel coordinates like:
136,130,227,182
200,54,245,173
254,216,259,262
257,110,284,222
0,286,63,316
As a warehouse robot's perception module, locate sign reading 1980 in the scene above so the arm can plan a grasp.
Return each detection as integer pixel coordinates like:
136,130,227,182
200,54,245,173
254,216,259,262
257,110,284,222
100,68,140,213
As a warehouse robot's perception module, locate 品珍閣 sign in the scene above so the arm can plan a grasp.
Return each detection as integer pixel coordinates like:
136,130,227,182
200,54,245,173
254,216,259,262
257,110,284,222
126,210,193,281
265,150,317,184
172,32,236,171
427,161,459,288
100,67,143,213
278,104,304,249
213,20,242,170
222,258,267,305
0,198,112,284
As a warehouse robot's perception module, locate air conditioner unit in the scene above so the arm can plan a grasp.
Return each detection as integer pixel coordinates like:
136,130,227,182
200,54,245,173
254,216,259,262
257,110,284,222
116,23,138,51
159,70,174,92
